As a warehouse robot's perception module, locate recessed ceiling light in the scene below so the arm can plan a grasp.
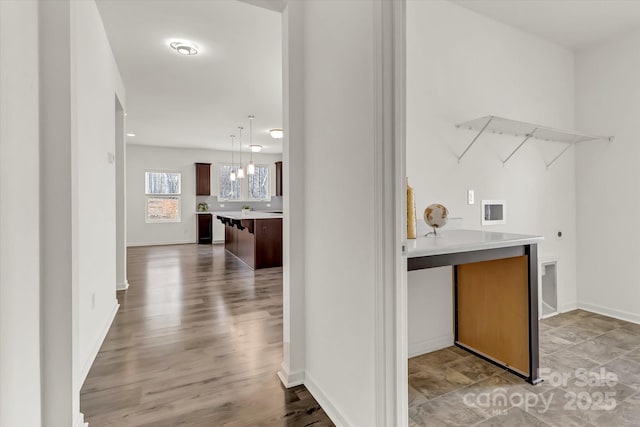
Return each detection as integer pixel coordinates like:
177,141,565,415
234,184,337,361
250,145,263,152
127,133,136,137
269,128,283,139
169,40,199,56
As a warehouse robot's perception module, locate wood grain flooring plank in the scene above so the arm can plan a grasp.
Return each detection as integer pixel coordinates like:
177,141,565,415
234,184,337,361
80,244,332,426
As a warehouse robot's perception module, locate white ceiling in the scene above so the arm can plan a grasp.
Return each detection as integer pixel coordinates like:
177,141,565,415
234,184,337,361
451,0,640,51
96,0,283,153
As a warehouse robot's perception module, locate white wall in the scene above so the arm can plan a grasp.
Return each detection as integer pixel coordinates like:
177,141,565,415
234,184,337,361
73,0,126,392
302,1,377,425
126,144,282,246
406,0,577,355
575,28,640,323
0,1,42,425
279,0,306,390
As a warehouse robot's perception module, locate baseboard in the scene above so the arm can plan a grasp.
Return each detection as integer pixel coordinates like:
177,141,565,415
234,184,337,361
559,301,578,313
578,301,640,325
116,280,129,291
127,240,194,247
408,334,454,358
75,412,88,427
277,362,305,387
78,300,119,388
304,371,355,427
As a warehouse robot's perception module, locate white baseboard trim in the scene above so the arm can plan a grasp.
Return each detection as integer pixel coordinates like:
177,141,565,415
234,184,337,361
408,334,454,358
78,300,119,388
560,301,578,313
304,371,354,427
75,412,88,427
116,280,129,291
127,240,194,247
277,362,304,388
578,301,640,325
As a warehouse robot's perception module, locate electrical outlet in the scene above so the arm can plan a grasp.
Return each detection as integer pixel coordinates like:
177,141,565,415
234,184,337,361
266,203,271,207
219,204,225,208
467,189,475,205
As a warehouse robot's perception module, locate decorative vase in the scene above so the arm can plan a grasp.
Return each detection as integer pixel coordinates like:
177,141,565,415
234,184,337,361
406,178,417,239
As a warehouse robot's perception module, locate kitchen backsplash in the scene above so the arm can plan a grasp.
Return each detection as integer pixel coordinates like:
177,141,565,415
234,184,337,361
195,195,283,212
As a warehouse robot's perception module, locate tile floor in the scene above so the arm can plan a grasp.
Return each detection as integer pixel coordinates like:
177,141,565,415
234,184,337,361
408,310,640,426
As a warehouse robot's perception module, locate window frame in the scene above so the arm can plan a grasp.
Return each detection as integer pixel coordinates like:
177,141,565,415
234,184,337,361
144,170,182,223
247,164,271,201
217,163,242,201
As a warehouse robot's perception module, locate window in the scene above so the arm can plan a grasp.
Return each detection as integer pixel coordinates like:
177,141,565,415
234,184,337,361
248,165,270,200
218,164,241,200
145,171,181,223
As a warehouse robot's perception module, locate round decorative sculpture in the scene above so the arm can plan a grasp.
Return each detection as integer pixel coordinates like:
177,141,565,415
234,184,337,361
424,203,449,236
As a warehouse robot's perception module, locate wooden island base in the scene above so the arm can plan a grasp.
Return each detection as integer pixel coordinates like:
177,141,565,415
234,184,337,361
217,214,282,269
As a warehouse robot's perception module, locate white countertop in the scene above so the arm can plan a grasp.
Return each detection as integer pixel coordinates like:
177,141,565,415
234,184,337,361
213,211,283,220
407,229,543,258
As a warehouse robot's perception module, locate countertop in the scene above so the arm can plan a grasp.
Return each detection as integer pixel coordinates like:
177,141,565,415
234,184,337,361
213,211,283,220
407,229,543,258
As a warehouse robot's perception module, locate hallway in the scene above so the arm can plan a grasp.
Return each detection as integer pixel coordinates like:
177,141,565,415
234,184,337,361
80,244,332,426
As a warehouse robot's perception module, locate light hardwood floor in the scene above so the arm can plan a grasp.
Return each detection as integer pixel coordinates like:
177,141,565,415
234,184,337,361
80,244,333,426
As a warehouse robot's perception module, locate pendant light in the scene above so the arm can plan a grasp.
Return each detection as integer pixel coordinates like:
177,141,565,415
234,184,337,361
237,126,245,179
247,115,256,175
229,134,236,182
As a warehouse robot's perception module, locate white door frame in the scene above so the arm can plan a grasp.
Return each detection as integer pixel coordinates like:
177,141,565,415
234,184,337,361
278,0,306,388
373,0,408,425
115,96,129,291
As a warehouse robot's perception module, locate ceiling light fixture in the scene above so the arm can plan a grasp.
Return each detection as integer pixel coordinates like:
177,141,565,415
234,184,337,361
247,115,256,175
127,133,136,137
169,41,199,56
237,126,245,179
250,145,262,153
229,135,237,182
269,128,283,139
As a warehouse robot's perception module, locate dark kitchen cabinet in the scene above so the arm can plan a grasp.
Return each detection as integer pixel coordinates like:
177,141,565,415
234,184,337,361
197,213,212,244
195,163,211,196
275,161,283,197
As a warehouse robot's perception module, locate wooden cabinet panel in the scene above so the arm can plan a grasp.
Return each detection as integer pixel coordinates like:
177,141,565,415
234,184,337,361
195,163,211,196
275,161,283,197
254,219,283,269
237,226,256,268
225,224,237,254
456,256,529,375
197,214,212,244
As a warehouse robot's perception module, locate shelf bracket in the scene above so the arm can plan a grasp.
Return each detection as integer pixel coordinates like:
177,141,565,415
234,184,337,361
545,143,573,169
502,128,537,166
457,116,493,163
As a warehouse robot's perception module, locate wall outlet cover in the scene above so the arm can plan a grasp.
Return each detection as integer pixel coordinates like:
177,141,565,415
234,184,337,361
467,189,475,205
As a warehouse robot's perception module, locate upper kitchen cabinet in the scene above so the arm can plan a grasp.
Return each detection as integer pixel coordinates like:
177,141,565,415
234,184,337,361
275,161,283,197
195,163,211,195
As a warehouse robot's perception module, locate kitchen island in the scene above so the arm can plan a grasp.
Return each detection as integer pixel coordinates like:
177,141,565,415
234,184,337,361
215,211,283,269
408,229,543,384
